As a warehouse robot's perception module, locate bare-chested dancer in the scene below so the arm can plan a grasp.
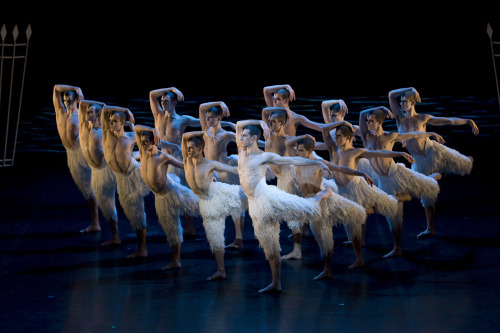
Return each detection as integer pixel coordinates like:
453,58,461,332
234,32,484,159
285,134,370,279
52,84,99,233
182,131,248,281
101,105,151,259
149,87,200,237
235,119,332,293
359,106,445,257
78,100,120,246
135,125,200,270
198,101,246,249
321,120,413,249
260,107,308,260
388,87,479,238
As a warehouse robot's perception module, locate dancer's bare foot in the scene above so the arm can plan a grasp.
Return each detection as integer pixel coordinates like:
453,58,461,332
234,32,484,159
396,193,412,202
348,259,365,269
225,239,243,250
80,225,101,233
162,261,181,270
126,250,147,259
313,270,332,280
100,238,121,247
417,228,435,239
281,248,302,260
258,283,282,294
206,270,226,281
429,172,442,181
383,248,402,258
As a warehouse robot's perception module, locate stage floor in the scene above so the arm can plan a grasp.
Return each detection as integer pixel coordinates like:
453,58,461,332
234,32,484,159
1,150,499,333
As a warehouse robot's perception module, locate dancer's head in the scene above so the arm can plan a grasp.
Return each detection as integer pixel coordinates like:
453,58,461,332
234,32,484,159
366,109,386,132
186,135,205,158
400,90,418,113
206,106,223,127
63,90,78,111
296,137,315,158
140,131,156,152
268,109,287,132
272,88,291,108
85,103,102,124
329,102,347,119
240,124,261,148
109,111,127,132
335,125,354,147
161,91,178,112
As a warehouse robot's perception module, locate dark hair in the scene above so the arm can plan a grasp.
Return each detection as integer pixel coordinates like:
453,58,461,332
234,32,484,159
337,125,354,139
269,109,287,124
243,124,262,140
90,103,103,115
274,88,290,100
206,106,223,118
329,103,341,113
63,90,77,101
188,135,205,150
111,110,127,122
163,91,178,102
140,131,155,142
297,137,315,150
368,109,386,123
402,90,417,103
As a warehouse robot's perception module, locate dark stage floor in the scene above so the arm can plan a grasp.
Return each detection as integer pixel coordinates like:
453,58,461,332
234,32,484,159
1,96,500,333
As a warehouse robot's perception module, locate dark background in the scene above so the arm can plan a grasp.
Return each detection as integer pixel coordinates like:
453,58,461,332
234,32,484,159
2,5,500,111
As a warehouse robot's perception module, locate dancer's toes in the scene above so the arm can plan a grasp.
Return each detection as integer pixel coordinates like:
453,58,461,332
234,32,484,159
80,226,101,233
417,229,435,239
206,271,226,281
281,249,302,260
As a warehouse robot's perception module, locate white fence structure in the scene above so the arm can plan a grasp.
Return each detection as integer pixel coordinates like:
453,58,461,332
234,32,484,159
0,24,31,167
487,22,500,109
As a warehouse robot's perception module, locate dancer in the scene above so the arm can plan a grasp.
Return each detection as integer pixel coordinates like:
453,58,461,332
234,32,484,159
182,131,248,281
263,84,325,136
101,105,151,259
286,134,370,279
260,107,307,260
198,101,245,249
52,84,99,233
321,120,409,249
149,87,200,237
135,125,200,270
359,106,444,257
235,119,332,293
78,99,120,246
388,87,479,237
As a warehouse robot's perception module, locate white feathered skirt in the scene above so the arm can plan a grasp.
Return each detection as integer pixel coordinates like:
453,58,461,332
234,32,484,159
65,139,94,201
309,178,366,258
154,175,200,247
276,165,304,233
113,159,150,230
247,177,321,260
90,160,117,222
198,181,248,253
411,138,473,176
